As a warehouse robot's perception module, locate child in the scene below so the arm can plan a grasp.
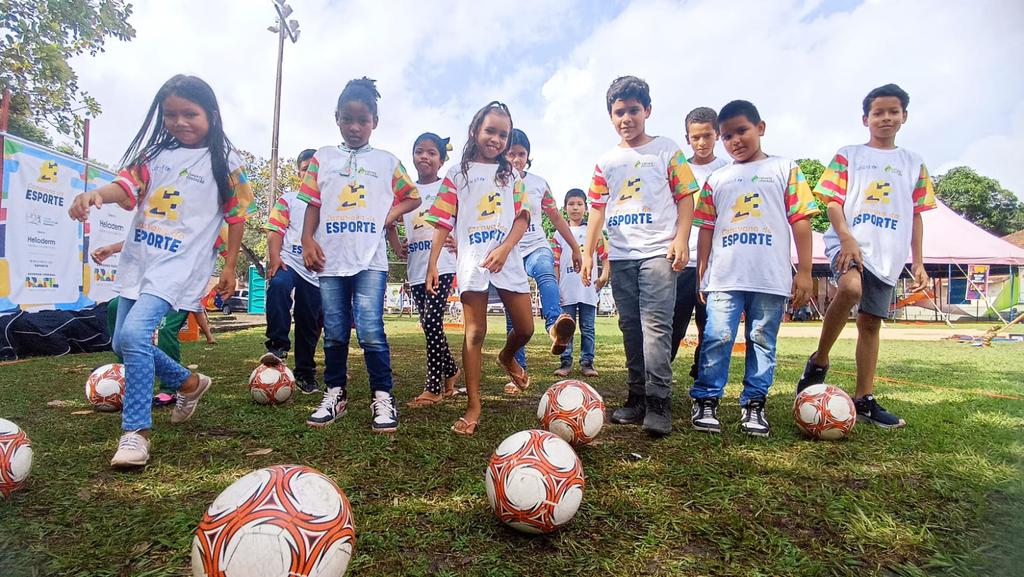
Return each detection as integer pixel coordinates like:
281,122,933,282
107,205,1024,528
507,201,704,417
262,149,323,395
424,101,535,436
68,74,253,468
797,84,935,428
504,129,578,383
690,100,817,437
670,107,730,379
552,188,608,377
581,76,700,436
299,77,421,433
386,132,461,407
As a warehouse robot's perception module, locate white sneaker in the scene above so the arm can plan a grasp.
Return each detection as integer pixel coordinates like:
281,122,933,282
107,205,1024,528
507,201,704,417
307,388,348,428
171,373,212,424
110,431,150,468
370,391,398,433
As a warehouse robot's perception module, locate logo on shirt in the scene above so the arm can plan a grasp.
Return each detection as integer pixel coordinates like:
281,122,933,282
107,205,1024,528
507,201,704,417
615,177,642,205
864,180,892,204
477,191,501,219
38,160,59,183
633,160,656,169
338,183,367,210
412,210,428,229
356,167,379,179
731,193,761,222
750,175,775,184
883,165,903,177
178,168,206,184
147,187,181,221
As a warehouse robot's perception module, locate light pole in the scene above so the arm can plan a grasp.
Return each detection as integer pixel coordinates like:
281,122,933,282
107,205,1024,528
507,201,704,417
267,0,300,205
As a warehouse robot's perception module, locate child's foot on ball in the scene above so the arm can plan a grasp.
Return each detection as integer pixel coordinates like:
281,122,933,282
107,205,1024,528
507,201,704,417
110,430,150,468
260,350,287,366
171,373,211,424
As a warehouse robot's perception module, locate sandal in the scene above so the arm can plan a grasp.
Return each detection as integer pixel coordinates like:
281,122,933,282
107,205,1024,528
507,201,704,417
451,417,479,436
442,368,462,397
406,392,445,408
549,313,577,355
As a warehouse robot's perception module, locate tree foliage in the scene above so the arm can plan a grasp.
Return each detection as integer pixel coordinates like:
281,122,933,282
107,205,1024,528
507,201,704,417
935,166,1024,236
796,158,830,233
1,0,135,141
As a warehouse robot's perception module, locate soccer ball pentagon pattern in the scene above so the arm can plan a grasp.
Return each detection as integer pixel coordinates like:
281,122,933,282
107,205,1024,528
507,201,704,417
0,418,33,498
191,464,356,577
249,364,295,405
793,384,857,440
537,380,605,446
485,429,585,534
85,363,126,412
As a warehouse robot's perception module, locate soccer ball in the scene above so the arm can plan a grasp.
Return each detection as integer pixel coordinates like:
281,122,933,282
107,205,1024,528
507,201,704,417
85,363,125,412
793,384,857,440
249,364,295,405
0,418,33,498
537,380,605,446
191,464,356,577
485,429,585,534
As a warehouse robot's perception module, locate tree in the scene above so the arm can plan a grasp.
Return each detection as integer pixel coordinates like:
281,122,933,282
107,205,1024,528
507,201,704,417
796,158,831,233
1,1,135,141
935,166,1024,236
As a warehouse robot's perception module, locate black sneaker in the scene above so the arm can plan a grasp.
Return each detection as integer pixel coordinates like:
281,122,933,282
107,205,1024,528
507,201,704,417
740,400,771,437
855,395,906,428
370,392,398,434
796,353,829,395
307,388,347,428
610,392,646,425
642,395,672,436
260,350,288,366
690,397,721,434
295,374,320,395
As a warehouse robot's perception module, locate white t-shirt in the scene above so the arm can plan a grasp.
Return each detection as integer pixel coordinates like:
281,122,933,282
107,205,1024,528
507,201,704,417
424,163,530,293
114,147,253,311
298,144,419,277
554,224,607,306
695,156,819,297
685,156,730,267
265,190,319,287
517,172,558,256
403,180,456,286
817,145,937,286
588,136,700,260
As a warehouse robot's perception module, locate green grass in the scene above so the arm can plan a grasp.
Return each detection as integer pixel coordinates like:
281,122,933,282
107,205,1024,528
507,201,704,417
1,317,1021,576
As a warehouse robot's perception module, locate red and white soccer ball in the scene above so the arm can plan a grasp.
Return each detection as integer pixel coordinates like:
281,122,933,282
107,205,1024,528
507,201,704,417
537,380,605,447
485,429,585,534
0,418,33,498
85,363,125,412
191,464,356,577
249,364,295,405
793,384,857,440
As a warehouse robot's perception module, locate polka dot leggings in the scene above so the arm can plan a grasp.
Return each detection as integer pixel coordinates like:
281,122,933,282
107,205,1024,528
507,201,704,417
412,273,459,394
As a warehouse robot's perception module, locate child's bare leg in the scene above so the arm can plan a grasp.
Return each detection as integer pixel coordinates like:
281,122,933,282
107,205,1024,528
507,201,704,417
814,269,862,366
459,291,489,424
854,313,882,398
498,290,535,363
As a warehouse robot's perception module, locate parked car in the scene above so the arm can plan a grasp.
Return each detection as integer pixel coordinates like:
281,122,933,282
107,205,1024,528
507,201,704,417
221,289,248,315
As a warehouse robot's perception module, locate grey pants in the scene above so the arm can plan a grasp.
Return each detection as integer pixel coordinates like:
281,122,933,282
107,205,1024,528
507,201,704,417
610,256,679,400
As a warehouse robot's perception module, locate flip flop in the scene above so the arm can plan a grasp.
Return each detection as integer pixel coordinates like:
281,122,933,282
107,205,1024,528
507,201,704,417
444,387,467,398
451,417,479,436
406,393,445,408
497,357,530,394
549,313,577,355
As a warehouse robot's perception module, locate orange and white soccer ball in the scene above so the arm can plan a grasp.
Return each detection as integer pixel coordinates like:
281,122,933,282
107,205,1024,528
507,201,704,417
537,380,605,446
485,429,585,534
85,363,126,412
191,464,356,577
249,364,295,405
793,384,857,440
0,418,33,498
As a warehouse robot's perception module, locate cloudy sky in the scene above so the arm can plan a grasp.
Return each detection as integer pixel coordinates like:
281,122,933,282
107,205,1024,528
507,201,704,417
71,0,1024,200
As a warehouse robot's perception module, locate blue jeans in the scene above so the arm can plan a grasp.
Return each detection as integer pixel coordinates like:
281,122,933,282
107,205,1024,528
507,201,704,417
506,246,561,369
691,291,787,405
112,294,192,431
320,271,392,394
560,302,596,365
265,265,322,379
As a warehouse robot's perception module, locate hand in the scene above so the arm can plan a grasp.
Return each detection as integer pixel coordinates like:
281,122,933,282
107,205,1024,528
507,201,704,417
580,253,593,287
90,245,116,264
69,190,104,222
396,240,408,260
267,255,287,279
698,290,707,305
667,237,688,272
480,243,512,273
791,271,812,310
443,234,458,256
214,267,237,300
909,262,929,292
425,266,439,295
836,235,863,275
595,276,607,291
570,247,583,275
301,237,325,273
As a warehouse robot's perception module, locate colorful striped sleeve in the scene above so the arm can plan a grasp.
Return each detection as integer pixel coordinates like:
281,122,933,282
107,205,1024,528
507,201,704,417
912,163,937,214
113,163,151,210
222,167,254,224
551,237,562,268
597,233,609,261
814,153,849,205
392,161,419,201
297,155,322,207
264,196,290,235
588,164,609,209
424,176,458,231
668,150,700,201
214,223,229,257
540,184,558,213
693,181,718,230
785,165,820,223
513,178,530,218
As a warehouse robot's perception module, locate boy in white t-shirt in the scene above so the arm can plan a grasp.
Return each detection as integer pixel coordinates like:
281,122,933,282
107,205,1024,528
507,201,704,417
797,84,936,428
691,100,818,437
552,189,609,377
581,76,700,436
261,149,323,394
670,107,730,381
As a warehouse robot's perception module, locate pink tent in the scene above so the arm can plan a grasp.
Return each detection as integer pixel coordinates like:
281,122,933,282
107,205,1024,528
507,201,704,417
789,230,829,265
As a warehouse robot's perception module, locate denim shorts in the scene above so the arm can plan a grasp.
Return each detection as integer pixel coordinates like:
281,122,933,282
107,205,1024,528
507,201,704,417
830,256,894,319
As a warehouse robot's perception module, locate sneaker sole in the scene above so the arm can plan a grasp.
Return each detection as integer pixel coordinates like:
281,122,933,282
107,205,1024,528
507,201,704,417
609,416,645,425
742,428,770,437
298,387,321,395
170,375,211,424
856,415,906,429
110,457,148,468
692,422,722,434
372,426,398,434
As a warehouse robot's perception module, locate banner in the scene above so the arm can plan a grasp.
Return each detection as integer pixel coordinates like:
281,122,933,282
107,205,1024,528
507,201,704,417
966,264,989,300
85,166,130,303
